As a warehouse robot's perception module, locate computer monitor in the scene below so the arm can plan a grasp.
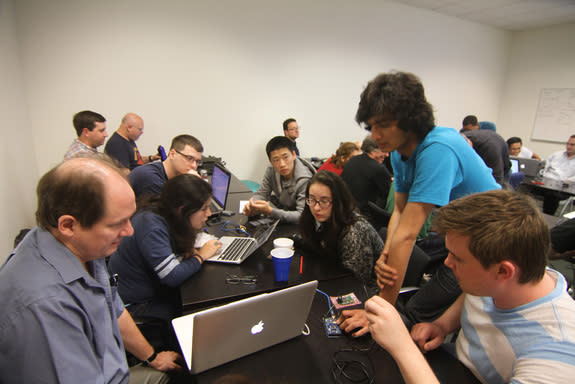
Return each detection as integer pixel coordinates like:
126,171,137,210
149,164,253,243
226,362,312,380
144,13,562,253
211,163,231,210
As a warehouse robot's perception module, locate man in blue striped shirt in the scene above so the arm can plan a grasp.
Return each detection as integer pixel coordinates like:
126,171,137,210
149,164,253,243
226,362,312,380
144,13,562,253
365,190,575,384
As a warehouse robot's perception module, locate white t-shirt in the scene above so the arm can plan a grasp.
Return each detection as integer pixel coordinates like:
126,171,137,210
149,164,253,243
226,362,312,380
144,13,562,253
518,146,533,159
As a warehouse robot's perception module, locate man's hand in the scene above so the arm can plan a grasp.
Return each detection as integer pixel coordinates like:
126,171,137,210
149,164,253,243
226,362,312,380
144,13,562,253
243,197,272,216
150,351,186,372
410,322,446,353
374,250,398,289
337,309,370,337
365,296,412,353
242,198,255,216
250,199,272,215
187,169,200,177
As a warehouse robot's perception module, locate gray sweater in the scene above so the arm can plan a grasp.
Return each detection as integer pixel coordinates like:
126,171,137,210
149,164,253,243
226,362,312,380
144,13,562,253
252,157,315,223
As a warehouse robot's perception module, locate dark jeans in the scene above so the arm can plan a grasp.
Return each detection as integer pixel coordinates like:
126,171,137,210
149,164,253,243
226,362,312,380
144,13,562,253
543,190,571,215
398,264,462,329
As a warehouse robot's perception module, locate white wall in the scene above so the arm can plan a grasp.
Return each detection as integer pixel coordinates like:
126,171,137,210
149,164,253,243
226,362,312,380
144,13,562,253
3,0,514,258
12,0,509,178
498,23,575,158
0,0,38,262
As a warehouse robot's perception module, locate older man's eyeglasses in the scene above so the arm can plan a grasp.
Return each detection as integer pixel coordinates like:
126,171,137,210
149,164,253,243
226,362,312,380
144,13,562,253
175,150,202,166
306,198,332,208
225,274,257,285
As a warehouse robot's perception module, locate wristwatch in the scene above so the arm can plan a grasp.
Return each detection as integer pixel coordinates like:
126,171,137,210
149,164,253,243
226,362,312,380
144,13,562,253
142,350,157,367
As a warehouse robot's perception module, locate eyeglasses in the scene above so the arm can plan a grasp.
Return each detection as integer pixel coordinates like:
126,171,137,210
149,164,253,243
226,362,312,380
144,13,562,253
175,150,202,166
225,274,257,285
306,198,332,208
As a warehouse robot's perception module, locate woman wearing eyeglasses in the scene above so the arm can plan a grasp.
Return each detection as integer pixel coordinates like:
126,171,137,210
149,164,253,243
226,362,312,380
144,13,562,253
299,171,383,294
108,174,222,322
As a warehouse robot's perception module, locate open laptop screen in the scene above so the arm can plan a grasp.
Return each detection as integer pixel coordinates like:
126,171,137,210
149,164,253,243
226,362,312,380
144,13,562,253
211,163,231,209
510,158,519,174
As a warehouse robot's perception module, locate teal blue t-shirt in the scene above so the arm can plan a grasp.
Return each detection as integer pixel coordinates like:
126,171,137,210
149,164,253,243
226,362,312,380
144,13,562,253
392,126,500,207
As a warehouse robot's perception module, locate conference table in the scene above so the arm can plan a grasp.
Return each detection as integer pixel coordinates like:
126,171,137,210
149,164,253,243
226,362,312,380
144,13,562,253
178,164,480,383
521,176,575,196
190,276,480,384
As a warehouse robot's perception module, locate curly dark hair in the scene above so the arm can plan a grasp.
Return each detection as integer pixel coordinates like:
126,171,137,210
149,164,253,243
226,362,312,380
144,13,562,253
355,71,435,141
138,174,212,255
299,171,359,259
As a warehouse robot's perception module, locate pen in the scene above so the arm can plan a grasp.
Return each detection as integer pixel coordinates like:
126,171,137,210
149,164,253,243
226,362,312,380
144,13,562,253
299,256,303,274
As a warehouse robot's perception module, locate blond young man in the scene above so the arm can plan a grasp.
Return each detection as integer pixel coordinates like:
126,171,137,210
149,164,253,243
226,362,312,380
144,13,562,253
366,190,575,384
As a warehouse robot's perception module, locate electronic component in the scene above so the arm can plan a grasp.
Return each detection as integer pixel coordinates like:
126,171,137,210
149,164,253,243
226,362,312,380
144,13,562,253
336,295,355,305
323,316,342,338
330,293,362,311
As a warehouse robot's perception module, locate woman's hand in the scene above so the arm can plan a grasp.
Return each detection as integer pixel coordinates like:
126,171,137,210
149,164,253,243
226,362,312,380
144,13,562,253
196,240,222,262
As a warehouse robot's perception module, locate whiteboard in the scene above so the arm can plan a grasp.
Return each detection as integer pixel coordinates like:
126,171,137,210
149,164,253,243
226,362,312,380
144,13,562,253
531,88,575,143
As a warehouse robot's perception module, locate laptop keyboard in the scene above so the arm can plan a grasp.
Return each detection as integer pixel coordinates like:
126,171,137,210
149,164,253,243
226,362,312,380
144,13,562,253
217,238,254,261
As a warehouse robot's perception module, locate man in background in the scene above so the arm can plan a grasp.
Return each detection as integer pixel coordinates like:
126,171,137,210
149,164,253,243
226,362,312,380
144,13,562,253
540,134,575,214
129,134,204,198
105,113,161,170
507,136,541,160
243,136,314,224
64,110,108,160
460,115,479,132
283,118,300,156
341,136,392,219
0,157,184,383
463,125,511,186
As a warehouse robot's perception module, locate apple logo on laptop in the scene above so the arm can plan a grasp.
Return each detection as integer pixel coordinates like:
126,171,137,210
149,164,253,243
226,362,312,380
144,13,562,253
251,321,264,335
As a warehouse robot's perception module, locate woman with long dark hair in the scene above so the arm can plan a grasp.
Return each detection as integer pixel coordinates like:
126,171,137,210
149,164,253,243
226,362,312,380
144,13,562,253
299,171,383,293
109,174,221,321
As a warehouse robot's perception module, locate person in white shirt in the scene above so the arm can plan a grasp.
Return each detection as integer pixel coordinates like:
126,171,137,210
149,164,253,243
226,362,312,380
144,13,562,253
506,136,541,160
543,134,575,182
540,134,575,214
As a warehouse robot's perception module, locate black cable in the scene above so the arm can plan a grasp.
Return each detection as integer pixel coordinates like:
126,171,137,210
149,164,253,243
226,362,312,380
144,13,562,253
331,341,377,384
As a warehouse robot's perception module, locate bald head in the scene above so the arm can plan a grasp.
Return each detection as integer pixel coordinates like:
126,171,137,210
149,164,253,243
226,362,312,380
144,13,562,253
119,113,144,141
36,157,132,230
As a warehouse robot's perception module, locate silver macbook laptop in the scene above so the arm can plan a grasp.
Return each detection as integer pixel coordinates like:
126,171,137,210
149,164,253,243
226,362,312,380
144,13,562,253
172,280,318,374
209,163,231,214
205,219,280,264
510,156,541,178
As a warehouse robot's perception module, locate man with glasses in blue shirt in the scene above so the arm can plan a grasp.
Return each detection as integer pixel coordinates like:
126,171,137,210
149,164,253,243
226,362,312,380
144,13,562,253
243,136,315,223
129,134,204,198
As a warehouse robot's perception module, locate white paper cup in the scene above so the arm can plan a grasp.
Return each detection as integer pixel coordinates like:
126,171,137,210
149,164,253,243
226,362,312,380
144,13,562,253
273,237,294,249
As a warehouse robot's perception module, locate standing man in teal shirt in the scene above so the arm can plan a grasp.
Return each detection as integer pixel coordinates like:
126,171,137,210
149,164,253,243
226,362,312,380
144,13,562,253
339,71,500,335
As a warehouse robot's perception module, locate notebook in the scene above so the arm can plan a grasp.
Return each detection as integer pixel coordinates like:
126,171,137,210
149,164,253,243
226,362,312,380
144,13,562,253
209,163,231,214
205,218,280,264
172,280,318,374
511,156,541,178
